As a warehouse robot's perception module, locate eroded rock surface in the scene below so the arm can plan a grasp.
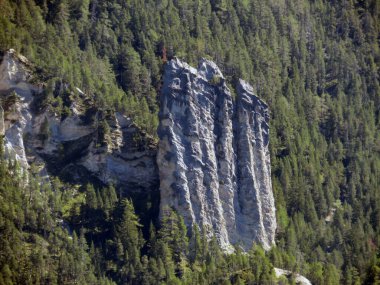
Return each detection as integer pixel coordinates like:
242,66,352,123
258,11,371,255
157,58,276,251
0,49,37,168
0,50,276,252
0,50,158,194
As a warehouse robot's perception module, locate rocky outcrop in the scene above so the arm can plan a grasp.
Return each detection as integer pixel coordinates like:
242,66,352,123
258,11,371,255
0,50,158,194
275,268,312,285
0,50,276,252
0,49,38,168
157,58,276,251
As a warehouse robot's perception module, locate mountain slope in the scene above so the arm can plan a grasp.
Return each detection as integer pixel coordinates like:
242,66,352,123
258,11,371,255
0,0,379,284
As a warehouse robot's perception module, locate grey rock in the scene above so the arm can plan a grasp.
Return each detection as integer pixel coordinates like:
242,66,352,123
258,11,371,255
0,50,276,251
275,268,312,285
0,50,158,194
158,58,276,251
0,50,36,168
0,105,4,136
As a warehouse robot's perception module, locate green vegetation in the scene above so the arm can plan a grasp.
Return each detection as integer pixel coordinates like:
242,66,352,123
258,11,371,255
0,136,276,284
0,0,379,284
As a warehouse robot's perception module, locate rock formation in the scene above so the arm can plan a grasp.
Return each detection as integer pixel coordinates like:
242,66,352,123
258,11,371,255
157,58,276,251
0,49,36,168
275,268,312,285
0,50,276,252
0,50,158,194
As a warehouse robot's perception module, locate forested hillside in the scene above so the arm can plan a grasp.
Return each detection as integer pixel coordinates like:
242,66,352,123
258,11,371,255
0,135,277,284
0,0,379,284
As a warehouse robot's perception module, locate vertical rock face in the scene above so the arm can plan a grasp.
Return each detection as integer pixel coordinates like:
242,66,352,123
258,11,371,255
0,49,275,251
235,79,276,250
0,49,37,168
157,58,276,251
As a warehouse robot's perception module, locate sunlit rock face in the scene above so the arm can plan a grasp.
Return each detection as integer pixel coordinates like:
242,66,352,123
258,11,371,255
0,49,37,168
157,58,276,251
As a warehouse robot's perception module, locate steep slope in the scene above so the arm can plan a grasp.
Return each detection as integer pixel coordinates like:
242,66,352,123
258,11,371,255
157,58,276,251
1,0,379,283
1,50,277,252
0,49,38,168
0,49,158,194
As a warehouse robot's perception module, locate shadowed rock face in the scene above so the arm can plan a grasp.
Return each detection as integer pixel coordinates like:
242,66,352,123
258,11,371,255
0,50,158,195
157,58,276,251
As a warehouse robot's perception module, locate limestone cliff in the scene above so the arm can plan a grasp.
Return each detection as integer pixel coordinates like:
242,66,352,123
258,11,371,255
0,50,276,252
0,50,158,194
157,58,276,251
